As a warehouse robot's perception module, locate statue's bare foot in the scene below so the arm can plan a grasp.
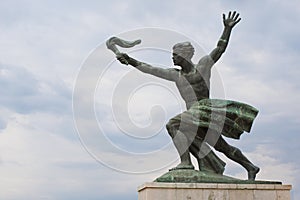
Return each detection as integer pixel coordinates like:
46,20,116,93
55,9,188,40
248,166,260,181
169,162,194,171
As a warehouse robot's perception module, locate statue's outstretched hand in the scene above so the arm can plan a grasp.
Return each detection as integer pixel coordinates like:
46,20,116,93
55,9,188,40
116,53,130,65
223,11,241,28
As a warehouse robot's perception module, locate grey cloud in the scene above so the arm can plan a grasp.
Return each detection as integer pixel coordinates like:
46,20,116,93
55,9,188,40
0,64,71,114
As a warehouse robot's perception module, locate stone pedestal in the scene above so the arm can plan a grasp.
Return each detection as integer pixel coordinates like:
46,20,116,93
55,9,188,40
138,182,292,200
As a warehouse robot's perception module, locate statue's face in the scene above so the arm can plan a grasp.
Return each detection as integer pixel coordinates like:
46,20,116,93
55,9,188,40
172,52,184,66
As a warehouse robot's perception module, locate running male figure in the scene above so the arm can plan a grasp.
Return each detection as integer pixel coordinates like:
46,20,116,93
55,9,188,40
117,11,259,180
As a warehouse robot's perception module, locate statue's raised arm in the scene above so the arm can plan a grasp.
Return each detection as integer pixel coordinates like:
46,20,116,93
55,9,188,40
209,11,241,63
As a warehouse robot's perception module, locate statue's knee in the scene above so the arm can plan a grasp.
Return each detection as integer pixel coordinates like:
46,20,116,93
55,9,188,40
166,121,173,135
166,120,176,138
166,123,171,132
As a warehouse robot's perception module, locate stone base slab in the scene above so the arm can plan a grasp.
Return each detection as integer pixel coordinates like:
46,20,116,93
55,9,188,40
138,182,292,200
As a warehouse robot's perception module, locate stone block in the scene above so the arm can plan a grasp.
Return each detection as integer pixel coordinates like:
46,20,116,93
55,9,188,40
138,182,292,200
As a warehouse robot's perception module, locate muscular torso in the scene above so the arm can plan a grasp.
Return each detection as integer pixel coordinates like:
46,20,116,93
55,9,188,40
175,56,213,109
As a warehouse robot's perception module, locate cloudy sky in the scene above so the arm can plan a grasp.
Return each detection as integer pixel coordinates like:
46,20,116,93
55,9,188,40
0,0,300,199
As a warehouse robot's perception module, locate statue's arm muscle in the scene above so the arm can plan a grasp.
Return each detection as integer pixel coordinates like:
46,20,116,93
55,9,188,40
127,56,179,81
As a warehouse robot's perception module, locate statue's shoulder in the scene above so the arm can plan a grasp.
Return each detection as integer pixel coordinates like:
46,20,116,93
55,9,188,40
198,55,213,65
196,55,214,70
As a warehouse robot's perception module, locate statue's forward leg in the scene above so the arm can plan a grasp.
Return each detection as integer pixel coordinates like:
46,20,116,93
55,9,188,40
212,135,260,180
166,116,194,170
166,111,226,173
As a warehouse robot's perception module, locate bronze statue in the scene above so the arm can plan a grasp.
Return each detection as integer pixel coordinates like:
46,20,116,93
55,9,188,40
108,11,260,181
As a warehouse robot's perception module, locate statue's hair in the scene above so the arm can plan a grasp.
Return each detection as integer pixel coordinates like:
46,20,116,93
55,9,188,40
172,42,195,60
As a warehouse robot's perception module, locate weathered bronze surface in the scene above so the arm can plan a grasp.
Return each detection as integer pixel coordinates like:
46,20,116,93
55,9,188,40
109,11,261,182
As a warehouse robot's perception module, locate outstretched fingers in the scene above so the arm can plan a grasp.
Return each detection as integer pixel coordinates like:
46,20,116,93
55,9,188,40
223,11,242,27
235,17,241,24
232,11,236,19
230,11,241,25
234,13,240,21
233,12,241,25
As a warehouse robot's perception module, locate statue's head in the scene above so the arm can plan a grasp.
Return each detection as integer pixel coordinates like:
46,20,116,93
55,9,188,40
172,42,195,65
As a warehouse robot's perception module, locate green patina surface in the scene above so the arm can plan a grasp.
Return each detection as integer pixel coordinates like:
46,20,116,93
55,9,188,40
189,99,259,140
155,169,281,184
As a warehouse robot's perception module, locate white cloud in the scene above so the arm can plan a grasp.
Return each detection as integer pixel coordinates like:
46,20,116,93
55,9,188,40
0,112,128,199
0,111,178,199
